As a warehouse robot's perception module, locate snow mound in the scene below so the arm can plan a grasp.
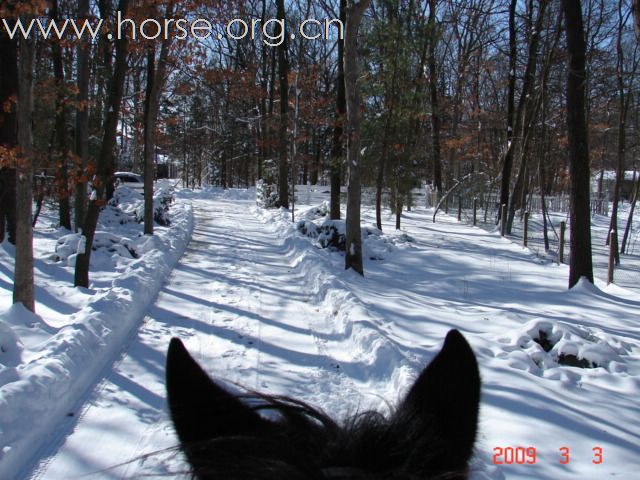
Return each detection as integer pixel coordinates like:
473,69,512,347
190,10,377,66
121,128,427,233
54,231,138,265
105,187,143,223
0,308,25,368
498,319,631,374
103,185,174,227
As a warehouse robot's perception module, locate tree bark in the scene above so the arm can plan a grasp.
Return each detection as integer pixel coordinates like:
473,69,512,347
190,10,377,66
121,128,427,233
620,171,638,254
14,27,35,311
607,0,631,266
276,0,289,208
144,50,157,235
506,0,549,234
344,0,371,275
633,0,640,41
498,0,517,224
0,28,18,244
50,0,71,230
562,0,594,288
75,0,130,288
427,0,442,193
330,0,347,220
74,0,90,232
143,2,174,235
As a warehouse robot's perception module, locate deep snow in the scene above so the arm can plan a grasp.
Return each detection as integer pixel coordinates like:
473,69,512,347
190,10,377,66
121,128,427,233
0,185,639,479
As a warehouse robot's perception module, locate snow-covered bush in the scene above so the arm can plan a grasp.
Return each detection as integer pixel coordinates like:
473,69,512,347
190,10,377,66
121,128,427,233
153,187,174,226
297,218,346,251
54,232,138,265
256,179,278,208
303,200,329,219
105,187,141,225
502,318,630,372
107,185,174,226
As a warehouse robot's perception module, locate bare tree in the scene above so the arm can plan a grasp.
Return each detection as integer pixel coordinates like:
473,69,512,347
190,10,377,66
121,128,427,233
607,0,633,265
14,22,36,311
144,2,175,235
74,0,90,232
633,0,640,39
330,0,346,220
428,0,443,193
498,0,517,225
0,27,18,244
74,0,130,288
505,0,550,234
344,0,371,275
562,0,594,288
276,0,290,208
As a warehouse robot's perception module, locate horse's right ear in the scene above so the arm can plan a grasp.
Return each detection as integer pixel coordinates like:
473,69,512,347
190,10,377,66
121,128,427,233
166,338,270,449
398,329,480,470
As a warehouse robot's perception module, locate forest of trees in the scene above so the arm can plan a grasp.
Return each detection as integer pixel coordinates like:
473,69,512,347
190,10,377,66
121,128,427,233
1,0,640,303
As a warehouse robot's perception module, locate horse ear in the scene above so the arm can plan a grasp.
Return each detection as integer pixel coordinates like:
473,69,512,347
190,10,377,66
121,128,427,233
166,338,269,449
398,329,480,467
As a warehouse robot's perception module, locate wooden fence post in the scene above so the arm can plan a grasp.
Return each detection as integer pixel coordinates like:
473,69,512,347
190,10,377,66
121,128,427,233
473,197,477,226
607,230,616,284
523,211,529,247
457,195,462,221
559,221,566,263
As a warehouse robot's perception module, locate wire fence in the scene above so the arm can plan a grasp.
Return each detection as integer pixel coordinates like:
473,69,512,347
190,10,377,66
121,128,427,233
430,193,639,293
294,184,638,292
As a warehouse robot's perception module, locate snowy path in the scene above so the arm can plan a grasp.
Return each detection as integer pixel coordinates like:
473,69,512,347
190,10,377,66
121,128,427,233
26,196,370,479
18,190,640,480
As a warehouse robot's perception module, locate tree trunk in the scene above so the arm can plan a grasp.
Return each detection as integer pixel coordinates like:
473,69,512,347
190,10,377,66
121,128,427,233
144,49,156,235
562,0,594,288
395,189,403,230
143,2,174,235
607,0,630,266
256,0,269,182
14,29,35,312
74,0,90,232
344,0,371,276
506,0,549,234
50,0,71,230
276,0,289,208
375,119,391,231
0,29,18,244
633,0,640,41
498,0,517,224
539,81,550,252
620,171,638,254
427,0,442,193
330,0,347,220
374,40,399,233
74,0,129,288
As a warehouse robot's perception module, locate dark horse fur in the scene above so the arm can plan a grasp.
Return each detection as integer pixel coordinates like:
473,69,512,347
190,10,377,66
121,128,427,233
166,329,480,479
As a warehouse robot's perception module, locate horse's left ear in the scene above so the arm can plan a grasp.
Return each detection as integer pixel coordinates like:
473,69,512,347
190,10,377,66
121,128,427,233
166,338,270,449
397,329,480,469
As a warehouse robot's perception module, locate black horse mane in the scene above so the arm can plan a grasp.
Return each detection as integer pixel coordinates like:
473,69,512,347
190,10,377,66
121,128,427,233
166,330,481,480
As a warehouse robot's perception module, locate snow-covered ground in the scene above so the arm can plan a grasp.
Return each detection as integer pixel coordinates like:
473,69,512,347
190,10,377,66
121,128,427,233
1,185,639,479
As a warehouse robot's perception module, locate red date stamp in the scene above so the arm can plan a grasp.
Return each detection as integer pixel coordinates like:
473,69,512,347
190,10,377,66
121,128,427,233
492,446,603,465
